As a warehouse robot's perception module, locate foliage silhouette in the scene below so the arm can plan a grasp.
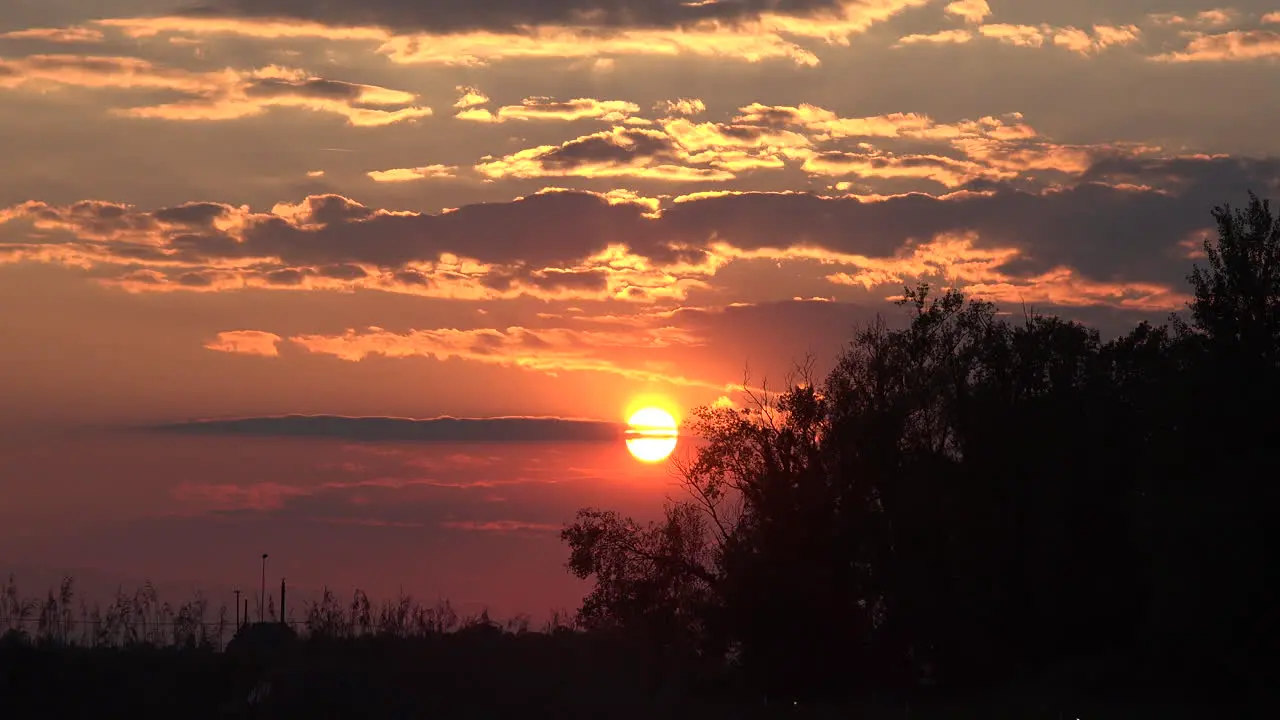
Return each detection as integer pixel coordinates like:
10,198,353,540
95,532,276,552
564,192,1280,709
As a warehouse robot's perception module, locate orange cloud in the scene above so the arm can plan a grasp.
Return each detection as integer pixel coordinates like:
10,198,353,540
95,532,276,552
1,171,1232,317
895,29,973,45
1148,9,1240,28
456,97,641,123
729,103,1144,183
204,330,283,357
974,23,1141,54
0,26,105,43
474,126,736,181
528,187,662,217
1151,30,1280,61
287,324,739,391
656,98,707,116
91,1,931,67
453,85,489,108
1265,12,1280,24
366,165,458,182
979,23,1047,47
733,103,1036,142
661,117,812,151
97,16,390,41
789,148,990,187
823,232,1189,311
944,0,991,24
0,193,724,304
0,56,431,126
1053,25,1141,55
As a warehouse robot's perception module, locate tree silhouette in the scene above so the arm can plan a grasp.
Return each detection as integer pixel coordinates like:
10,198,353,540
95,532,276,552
563,192,1280,703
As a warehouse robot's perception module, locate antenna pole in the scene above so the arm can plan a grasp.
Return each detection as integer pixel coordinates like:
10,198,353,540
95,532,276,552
260,553,269,623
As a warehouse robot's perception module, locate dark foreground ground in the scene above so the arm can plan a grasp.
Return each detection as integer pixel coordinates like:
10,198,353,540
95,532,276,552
0,630,1272,719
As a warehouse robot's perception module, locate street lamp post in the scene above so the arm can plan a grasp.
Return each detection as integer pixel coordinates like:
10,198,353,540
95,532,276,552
260,553,269,623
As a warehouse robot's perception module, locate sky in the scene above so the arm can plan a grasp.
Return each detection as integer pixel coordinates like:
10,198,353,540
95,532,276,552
2,0,1280,618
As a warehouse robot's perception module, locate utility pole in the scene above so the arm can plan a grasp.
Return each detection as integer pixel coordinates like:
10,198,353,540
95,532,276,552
260,553,269,623
234,589,241,628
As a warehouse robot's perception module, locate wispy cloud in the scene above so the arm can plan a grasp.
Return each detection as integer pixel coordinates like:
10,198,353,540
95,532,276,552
153,415,629,443
367,165,459,182
204,330,283,357
441,520,560,533
0,56,432,125
456,97,642,123
0,27,105,43
1151,30,1280,62
943,0,991,25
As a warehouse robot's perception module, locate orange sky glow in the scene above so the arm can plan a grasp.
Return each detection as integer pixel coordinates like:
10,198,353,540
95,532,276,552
2,0,1279,617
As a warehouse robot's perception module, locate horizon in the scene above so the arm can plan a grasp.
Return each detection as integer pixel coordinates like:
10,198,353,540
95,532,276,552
4,0,1280,619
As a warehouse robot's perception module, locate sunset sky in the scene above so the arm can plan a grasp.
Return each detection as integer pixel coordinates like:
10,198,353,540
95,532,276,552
3,0,1280,617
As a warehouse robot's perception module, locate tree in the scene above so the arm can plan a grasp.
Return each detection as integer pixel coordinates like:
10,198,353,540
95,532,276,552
562,193,1280,702
1188,192,1280,367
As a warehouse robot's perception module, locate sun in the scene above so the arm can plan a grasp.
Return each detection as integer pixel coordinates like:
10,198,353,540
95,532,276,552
625,407,678,463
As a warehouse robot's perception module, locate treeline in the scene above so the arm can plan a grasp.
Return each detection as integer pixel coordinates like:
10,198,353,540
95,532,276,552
563,193,1280,703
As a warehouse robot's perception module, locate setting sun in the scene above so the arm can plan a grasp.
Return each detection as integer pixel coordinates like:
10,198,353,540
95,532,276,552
625,407,678,463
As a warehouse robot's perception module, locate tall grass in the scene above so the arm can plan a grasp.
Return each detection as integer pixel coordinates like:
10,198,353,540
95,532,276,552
1,574,230,649
0,574,576,650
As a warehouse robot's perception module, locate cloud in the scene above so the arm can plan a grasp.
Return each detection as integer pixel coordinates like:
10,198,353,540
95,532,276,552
943,0,990,25
895,29,973,45
285,324,734,389
172,481,310,511
790,148,988,187
441,520,560,533
966,23,1141,54
367,165,459,182
184,0,902,33
313,517,425,528
656,98,707,116
1147,9,1240,28
1052,24,1141,55
152,414,628,443
0,56,432,126
1151,29,1280,62
822,232,1188,312
725,104,1123,186
92,1,933,67
0,27,105,43
456,96,641,123
978,23,1047,47
4,155,1272,310
733,103,1037,142
474,126,736,181
204,330,283,357
166,468,578,539
453,85,489,108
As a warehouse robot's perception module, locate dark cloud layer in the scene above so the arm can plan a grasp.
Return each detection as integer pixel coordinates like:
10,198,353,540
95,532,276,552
188,0,849,32
151,414,626,442
5,155,1277,300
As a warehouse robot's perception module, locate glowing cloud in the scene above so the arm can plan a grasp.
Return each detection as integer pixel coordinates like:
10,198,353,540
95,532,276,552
204,330,283,357
367,165,459,182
